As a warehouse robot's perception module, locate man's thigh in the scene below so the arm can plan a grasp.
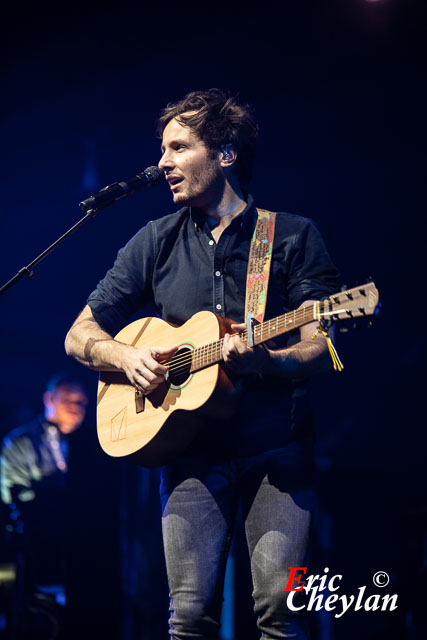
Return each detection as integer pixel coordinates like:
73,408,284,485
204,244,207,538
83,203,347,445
160,457,238,636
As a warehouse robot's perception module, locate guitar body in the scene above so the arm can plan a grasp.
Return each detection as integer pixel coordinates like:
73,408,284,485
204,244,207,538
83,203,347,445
97,311,235,466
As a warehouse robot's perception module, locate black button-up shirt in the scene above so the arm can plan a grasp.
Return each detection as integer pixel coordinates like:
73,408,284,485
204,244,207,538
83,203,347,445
87,195,338,456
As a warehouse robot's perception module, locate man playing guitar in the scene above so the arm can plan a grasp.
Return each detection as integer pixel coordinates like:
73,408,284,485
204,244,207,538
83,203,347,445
65,88,339,639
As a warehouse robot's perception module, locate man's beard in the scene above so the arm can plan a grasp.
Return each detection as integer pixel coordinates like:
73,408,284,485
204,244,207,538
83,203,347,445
172,164,223,209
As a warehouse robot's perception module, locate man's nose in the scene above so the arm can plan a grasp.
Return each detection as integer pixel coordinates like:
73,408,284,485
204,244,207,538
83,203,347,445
158,150,174,171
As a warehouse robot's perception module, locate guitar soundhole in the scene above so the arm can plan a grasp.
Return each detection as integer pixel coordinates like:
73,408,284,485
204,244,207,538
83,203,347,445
168,347,193,387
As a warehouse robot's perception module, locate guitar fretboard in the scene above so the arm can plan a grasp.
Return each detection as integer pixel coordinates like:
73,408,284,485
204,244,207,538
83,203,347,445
187,303,318,373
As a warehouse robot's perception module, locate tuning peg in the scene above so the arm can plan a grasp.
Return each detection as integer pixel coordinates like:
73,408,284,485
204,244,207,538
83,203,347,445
339,326,349,334
358,306,366,315
368,320,373,328
352,321,360,330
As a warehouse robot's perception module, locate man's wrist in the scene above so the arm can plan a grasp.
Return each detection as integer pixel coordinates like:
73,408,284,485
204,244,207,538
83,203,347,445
87,337,132,371
107,340,134,371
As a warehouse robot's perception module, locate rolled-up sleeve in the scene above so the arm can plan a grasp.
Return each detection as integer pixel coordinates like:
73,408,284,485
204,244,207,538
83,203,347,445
87,221,157,336
287,219,339,309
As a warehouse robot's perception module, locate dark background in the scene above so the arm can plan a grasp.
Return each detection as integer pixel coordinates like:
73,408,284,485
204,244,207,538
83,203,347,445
1,1,426,638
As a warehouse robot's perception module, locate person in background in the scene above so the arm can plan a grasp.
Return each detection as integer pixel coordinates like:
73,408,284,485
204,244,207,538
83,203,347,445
1,373,88,638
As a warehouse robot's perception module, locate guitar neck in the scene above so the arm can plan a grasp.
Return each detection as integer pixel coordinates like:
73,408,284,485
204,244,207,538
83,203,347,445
188,303,317,373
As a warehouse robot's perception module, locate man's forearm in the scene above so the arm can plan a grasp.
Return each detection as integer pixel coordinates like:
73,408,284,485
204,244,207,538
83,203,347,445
265,334,332,379
66,306,178,392
65,306,131,371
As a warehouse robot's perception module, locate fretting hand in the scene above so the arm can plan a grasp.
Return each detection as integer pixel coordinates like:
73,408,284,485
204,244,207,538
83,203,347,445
222,323,271,374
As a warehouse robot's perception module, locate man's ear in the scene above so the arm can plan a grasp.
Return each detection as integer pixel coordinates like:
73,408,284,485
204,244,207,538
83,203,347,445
220,144,237,167
43,391,54,409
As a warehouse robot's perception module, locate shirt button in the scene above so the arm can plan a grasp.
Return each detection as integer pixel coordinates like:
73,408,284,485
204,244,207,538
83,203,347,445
209,240,214,246
216,304,222,310
215,270,221,277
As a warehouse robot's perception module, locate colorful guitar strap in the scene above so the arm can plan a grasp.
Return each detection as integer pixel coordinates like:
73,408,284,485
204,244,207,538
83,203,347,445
244,208,277,341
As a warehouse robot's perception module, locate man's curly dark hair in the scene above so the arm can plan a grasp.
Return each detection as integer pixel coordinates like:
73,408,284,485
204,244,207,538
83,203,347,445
157,88,259,186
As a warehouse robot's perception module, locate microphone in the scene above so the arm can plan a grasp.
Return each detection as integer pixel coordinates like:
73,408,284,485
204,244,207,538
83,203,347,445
79,166,164,212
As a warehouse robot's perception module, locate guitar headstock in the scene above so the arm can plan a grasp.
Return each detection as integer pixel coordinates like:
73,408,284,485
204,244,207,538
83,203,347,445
320,282,380,323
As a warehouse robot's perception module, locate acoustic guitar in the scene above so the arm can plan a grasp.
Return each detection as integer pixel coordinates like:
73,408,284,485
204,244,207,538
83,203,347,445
97,282,379,466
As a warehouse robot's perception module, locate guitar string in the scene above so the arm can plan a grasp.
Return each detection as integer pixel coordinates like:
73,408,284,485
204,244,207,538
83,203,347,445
161,306,320,375
163,317,297,373
162,306,320,373
128,290,367,377
161,300,362,375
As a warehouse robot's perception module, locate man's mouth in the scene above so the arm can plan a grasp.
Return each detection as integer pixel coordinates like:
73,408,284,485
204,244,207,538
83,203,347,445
167,175,184,190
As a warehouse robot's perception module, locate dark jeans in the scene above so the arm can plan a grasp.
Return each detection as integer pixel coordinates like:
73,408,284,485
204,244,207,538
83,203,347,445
160,439,315,639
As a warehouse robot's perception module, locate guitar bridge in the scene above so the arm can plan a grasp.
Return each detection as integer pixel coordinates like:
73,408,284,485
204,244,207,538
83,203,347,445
135,389,145,414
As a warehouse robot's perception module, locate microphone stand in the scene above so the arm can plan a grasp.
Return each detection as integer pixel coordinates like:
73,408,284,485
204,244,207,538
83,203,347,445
0,208,101,296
